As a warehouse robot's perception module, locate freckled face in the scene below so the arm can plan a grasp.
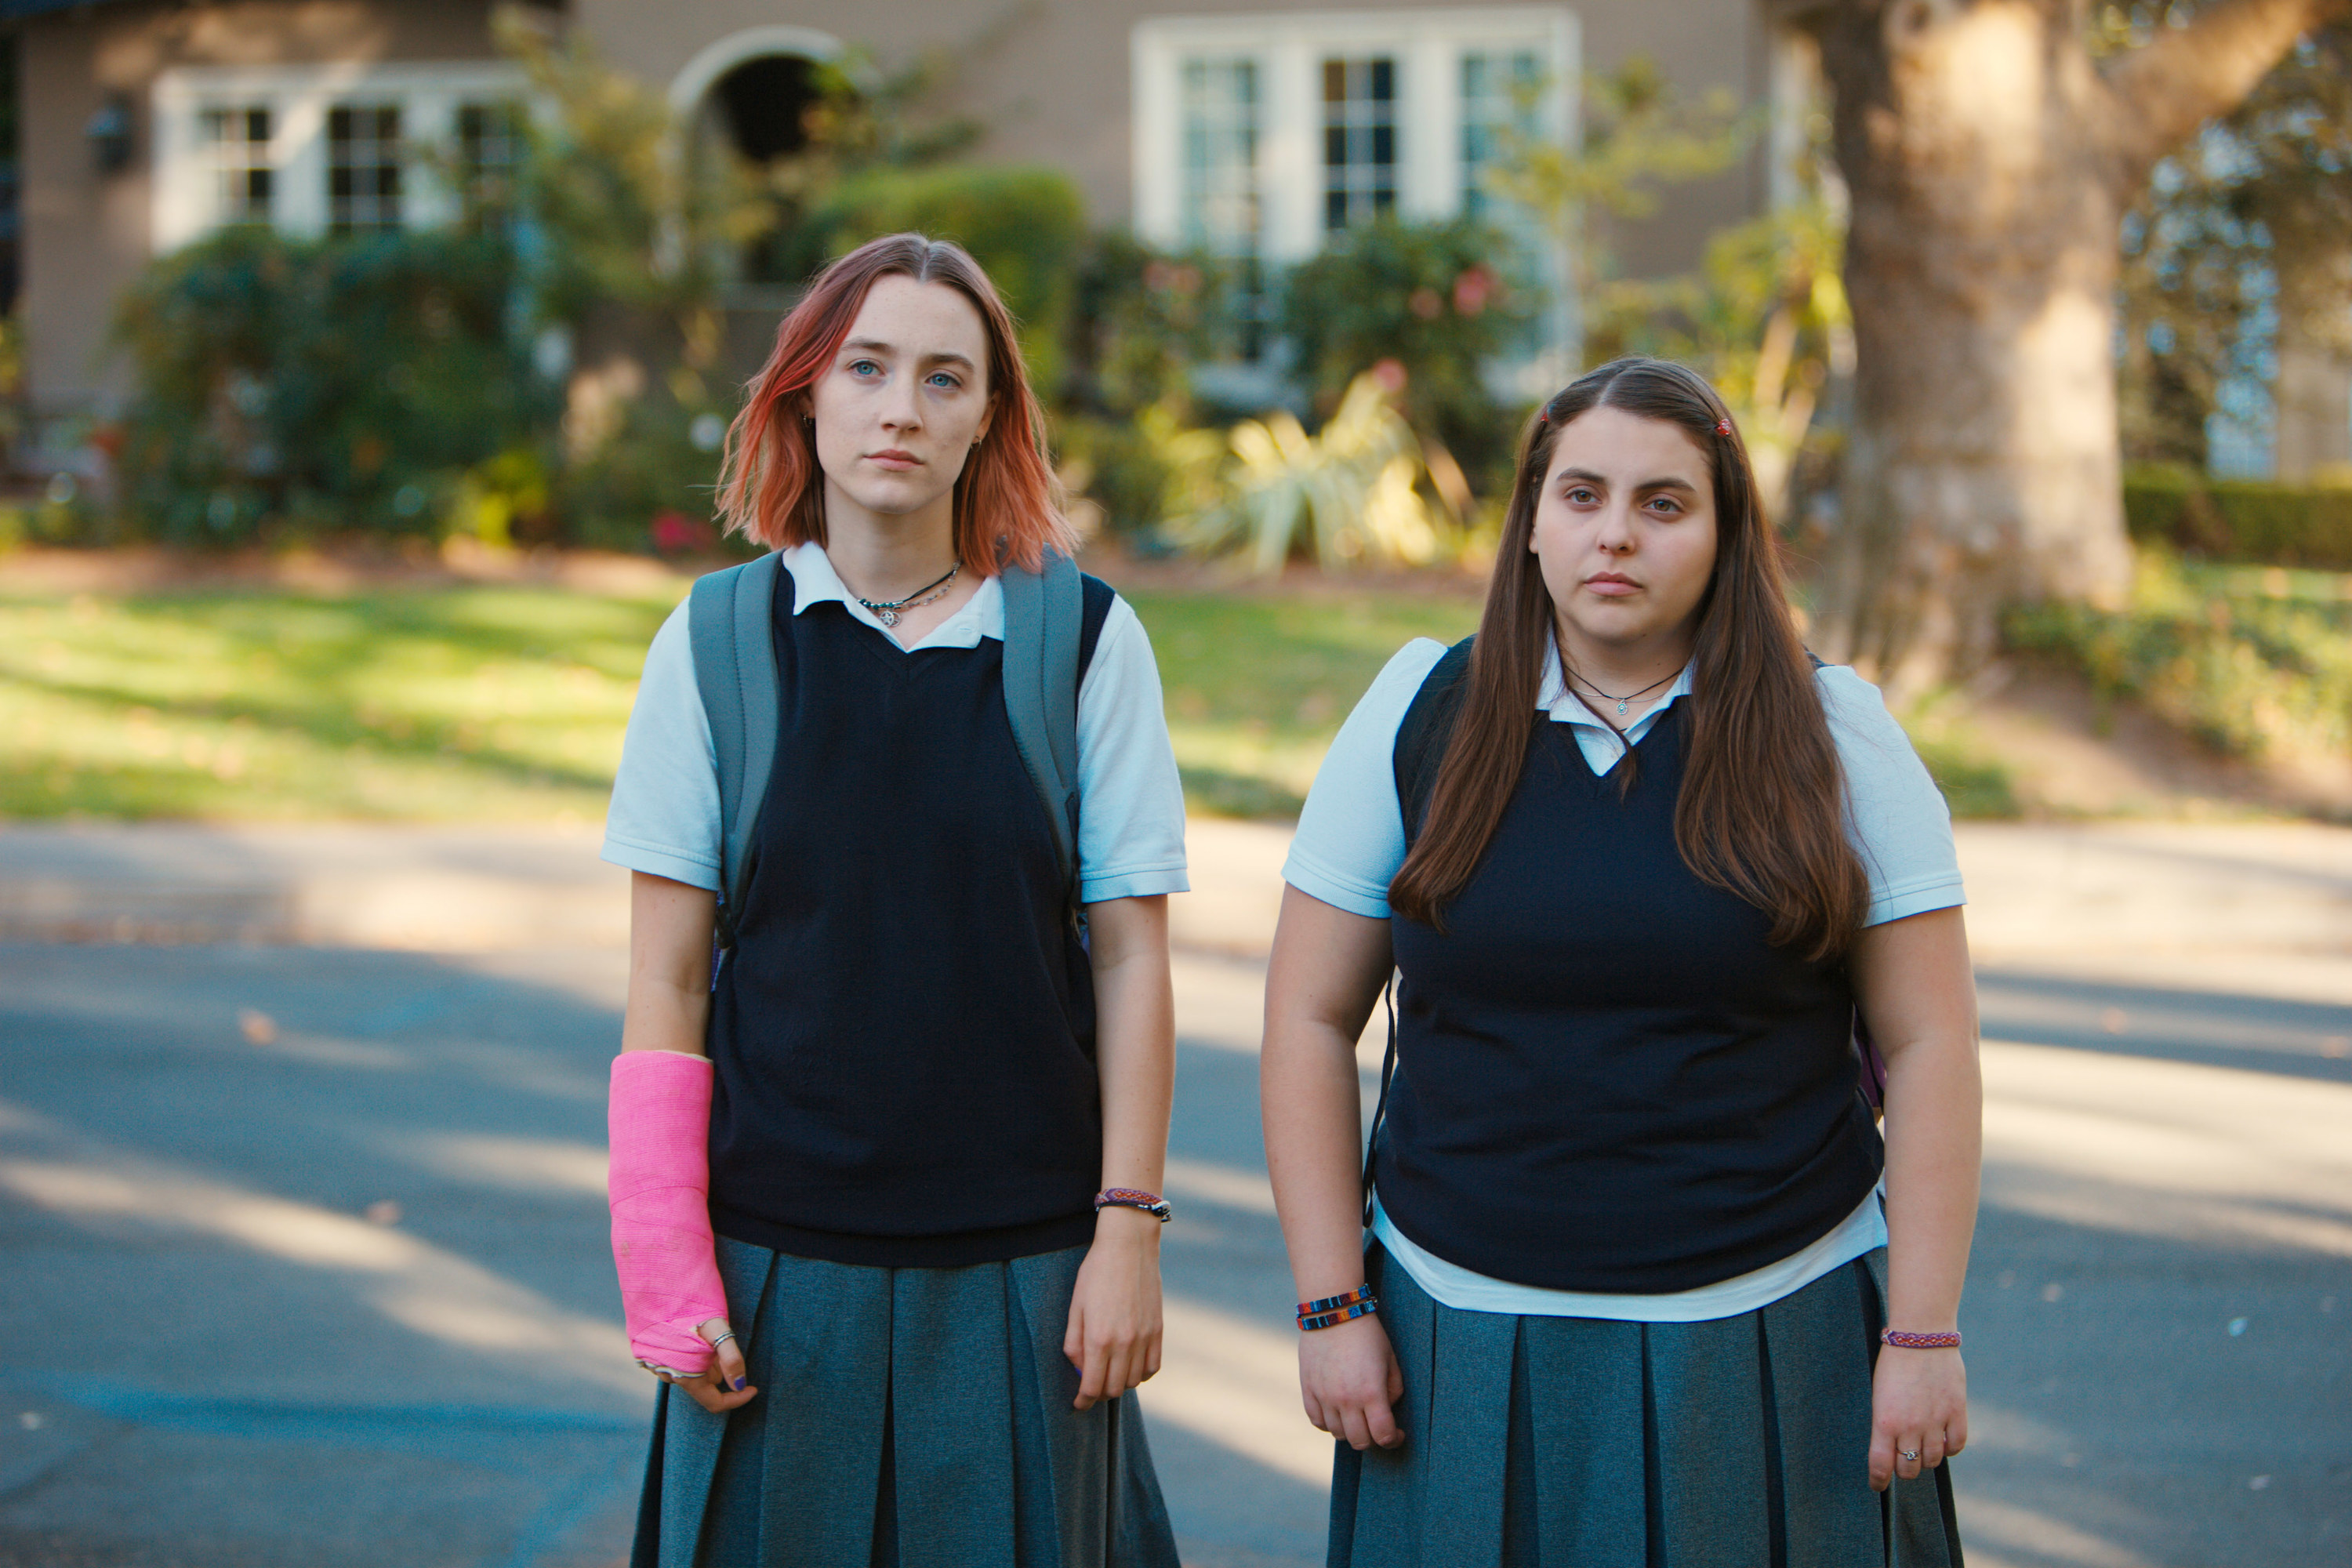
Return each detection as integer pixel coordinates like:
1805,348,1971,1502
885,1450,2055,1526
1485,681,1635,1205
1529,405,1719,660
807,274,995,522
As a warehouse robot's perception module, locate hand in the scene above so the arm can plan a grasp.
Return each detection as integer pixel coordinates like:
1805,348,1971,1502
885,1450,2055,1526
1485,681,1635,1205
1065,1207,1164,1410
1869,1346,1966,1491
644,1318,758,1415
1299,1313,1404,1451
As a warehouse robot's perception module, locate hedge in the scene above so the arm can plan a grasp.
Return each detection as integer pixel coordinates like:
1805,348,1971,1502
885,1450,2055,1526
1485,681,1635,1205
2123,466,2352,569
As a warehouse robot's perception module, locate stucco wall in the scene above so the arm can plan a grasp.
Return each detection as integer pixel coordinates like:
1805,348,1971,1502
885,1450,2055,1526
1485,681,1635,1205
16,0,503,417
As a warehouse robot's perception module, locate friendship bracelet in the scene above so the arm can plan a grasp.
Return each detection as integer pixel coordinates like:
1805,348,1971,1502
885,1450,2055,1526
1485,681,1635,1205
1298,1284,1377,1318
1881,1329,1962,1349
1094,1188,1173,1222
1300,1296,1379,1332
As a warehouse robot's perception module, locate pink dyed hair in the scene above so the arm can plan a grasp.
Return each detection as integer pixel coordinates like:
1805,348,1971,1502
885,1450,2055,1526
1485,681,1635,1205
714,233,1078,574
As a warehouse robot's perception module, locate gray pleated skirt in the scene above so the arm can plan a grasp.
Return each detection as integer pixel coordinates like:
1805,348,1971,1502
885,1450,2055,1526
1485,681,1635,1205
631,1236,1181,1568
1328,1245,1964,1568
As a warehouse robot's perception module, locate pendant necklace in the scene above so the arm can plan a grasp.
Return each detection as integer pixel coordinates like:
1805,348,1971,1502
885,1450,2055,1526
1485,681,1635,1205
855,561,961,627
1570,666,1677,718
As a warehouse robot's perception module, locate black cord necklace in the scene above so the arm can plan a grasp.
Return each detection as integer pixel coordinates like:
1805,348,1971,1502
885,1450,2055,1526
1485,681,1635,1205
855,561,961,627
1568,665,1678,719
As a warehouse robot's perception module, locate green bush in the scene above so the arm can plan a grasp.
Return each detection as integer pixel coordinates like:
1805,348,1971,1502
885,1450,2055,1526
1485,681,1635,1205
1065,231,1254,421
2005,549,2352,761
112,226,553,543
1279,216,1537,488
799,165,1089,397
2122,466,2352,568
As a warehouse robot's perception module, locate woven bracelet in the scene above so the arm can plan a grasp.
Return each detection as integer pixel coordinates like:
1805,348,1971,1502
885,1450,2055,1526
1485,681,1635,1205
1300,1296,1379,1332
1094,1188,1173,1222
1297,1284,1376,1318
1881,1329,1962,1349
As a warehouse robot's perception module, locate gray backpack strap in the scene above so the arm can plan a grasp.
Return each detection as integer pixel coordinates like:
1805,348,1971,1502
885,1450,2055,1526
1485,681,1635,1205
999,547,1084,906
688,551,782,949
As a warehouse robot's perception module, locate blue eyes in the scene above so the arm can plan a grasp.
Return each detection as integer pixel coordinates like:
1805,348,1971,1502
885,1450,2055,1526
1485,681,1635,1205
844,360,962,391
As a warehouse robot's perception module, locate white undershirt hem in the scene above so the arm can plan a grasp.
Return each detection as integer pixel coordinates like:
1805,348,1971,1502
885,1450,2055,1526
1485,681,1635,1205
1371,1184,1888,1323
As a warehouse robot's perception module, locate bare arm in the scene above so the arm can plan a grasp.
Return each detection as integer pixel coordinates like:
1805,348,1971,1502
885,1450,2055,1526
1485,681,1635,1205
1852,904,1982,1490
622,871,715,1058
1260,885,1405,1450
617,871,750,1412
1065,895,1175,1410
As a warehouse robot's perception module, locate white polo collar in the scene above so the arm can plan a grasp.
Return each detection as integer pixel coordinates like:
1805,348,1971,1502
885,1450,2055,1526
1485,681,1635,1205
779,540,1004,648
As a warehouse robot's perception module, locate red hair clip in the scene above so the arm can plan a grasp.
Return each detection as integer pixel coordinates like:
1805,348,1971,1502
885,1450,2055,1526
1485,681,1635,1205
1715,418,1733,436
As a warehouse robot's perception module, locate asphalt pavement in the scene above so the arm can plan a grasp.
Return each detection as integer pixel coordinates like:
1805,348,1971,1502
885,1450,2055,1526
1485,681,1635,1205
0,818,2346,1567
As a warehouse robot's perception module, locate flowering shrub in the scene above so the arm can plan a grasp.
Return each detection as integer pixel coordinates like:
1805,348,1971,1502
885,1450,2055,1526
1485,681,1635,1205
1278,216,1537,492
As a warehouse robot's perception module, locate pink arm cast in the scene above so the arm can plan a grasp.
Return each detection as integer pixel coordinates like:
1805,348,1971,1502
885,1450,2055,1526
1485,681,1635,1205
608,1050,731,1377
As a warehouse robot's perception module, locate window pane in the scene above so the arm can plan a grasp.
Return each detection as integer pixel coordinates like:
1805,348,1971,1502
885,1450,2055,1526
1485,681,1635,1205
456,100,524,230
1178,54,1266,357
1322,56,1398,234
328,101,403,234
200,102,274,225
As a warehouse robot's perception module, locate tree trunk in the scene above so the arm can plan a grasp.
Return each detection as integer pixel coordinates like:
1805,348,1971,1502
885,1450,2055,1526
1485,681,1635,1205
1803,0,2348,695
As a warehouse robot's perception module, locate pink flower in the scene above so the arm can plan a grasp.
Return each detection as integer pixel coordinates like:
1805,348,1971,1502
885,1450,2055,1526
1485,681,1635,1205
652,510,714,554
1454,267,1495,316
1370,358,1409,394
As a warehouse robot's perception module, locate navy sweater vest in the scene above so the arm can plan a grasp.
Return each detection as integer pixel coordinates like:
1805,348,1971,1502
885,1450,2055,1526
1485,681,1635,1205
1383,701,1882,1293
705,568,1115,1268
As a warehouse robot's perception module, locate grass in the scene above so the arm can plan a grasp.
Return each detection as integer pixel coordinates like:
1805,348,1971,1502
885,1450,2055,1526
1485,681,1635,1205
0,576,1485,823
20,566,2283,825
1128,590,1481,816
0,583,681,821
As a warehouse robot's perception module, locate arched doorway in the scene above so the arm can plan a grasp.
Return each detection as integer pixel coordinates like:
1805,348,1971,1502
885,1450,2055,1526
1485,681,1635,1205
671,27,850,297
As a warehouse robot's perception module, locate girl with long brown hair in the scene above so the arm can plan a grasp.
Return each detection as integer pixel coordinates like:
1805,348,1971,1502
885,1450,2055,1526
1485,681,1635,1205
600,234,1187,1565
1261,357,1980,1563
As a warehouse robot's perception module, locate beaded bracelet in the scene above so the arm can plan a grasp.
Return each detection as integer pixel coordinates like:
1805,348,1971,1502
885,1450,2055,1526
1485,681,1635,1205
1881,1329,1962,1349
1298,1285,1379,1332
1094,1188,1173,1222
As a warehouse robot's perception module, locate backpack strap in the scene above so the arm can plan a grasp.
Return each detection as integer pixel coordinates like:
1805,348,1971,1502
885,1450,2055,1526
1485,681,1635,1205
1392,636,1477,846
688,551,782,952
1000,547,1085,910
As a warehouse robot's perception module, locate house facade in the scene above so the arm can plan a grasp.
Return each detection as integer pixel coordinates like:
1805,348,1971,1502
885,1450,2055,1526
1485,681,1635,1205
5,0,1795,443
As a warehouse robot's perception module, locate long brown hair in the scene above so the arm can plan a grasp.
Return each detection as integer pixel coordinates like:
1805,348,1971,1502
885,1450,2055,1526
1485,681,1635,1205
1388,357,1868,960
716,233,1079,574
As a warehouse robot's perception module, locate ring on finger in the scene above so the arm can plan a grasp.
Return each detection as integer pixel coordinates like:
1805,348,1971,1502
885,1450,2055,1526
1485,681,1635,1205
708,1331,738,1350
1897,1448,1921,1462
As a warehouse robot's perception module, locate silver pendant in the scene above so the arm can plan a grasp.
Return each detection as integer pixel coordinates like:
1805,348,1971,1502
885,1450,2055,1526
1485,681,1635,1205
877,608,900,627
1616,699,1629,716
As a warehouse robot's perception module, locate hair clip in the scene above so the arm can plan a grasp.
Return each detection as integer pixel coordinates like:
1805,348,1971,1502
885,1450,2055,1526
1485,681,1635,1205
1537,407,1551,423
1715,418,1733,436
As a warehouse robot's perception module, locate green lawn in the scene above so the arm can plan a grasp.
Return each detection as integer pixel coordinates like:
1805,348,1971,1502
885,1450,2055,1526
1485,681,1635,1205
0,579,1484,822
0,584,680,821
2,575,2035,823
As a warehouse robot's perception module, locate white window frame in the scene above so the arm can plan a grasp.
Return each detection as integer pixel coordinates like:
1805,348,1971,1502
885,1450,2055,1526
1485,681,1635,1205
151,61,531,251
1132,7,1577,267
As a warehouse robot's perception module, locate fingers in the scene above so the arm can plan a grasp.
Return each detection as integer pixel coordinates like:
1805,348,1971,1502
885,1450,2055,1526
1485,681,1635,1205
1361,1392,1403,1450
1069,1313,1157,1410
1336,1403,1377,1453
699,1319,751,1396
1867,1425,1894,1493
